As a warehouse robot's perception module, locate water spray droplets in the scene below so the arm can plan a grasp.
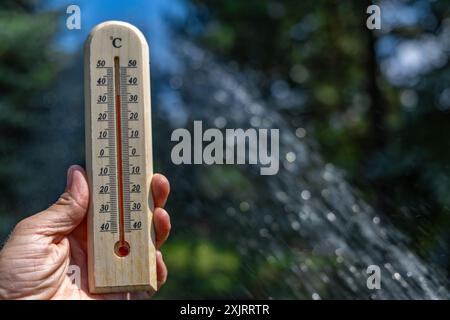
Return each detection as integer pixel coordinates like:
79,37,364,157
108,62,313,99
240,201,250,212
214,116,227,128
295,127,307,138
326,212,336,222
301,190,311,200
286,151,296,163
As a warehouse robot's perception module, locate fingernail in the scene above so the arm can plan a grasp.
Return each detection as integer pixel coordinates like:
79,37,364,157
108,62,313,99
66,166,75,191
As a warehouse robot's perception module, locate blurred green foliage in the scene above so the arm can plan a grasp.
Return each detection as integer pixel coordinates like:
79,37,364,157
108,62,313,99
157,237,241,298
0,0,59,235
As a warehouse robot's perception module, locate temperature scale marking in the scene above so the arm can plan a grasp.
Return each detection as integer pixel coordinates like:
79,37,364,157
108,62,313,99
113,56,129,257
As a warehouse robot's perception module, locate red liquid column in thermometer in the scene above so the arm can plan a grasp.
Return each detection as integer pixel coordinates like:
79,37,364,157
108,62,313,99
113,56,130,257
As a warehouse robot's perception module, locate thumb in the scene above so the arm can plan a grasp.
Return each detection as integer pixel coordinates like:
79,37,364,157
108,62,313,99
18,165,90,240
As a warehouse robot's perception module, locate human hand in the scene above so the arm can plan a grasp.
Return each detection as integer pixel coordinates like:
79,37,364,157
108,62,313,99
0,165,171,299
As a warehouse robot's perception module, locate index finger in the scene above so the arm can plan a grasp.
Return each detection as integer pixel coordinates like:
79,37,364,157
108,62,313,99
151,173,170,208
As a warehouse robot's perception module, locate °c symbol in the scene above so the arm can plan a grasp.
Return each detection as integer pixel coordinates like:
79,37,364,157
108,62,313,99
112,37,122,48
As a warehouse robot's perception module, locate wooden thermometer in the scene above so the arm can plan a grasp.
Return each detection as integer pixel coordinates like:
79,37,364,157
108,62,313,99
84,21,156,294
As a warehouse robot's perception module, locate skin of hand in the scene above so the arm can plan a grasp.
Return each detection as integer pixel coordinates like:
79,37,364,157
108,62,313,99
0,165,171,300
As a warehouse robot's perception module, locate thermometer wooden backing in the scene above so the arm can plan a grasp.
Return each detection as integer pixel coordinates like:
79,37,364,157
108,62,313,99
84,21,156,294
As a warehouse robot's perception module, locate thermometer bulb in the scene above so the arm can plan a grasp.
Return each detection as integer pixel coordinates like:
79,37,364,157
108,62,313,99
115,240,130,257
